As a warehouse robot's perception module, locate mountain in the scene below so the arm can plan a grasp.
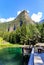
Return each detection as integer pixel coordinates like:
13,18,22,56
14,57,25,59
16,10,35,24
0,10,35,32
40,19,44,23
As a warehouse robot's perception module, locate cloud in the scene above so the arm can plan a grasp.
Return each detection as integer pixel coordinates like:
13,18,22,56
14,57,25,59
31,12,42,22
17,10,29,15
17,11,21,15
0,17,15,22
27,10,29,13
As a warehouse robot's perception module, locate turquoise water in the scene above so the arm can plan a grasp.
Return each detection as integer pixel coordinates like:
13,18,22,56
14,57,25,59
0,47,30,65
0,47,23,65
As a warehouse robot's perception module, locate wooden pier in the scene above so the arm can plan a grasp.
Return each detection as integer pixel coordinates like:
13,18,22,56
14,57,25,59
19,44,44,65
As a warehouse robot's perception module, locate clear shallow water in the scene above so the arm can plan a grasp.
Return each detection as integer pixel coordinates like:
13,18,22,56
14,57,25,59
0,47,30,65
0,47,23,65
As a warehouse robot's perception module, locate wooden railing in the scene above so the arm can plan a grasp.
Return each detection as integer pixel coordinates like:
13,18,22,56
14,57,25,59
28,48,34,65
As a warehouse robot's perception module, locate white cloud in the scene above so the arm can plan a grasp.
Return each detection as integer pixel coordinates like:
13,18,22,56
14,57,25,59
27,10,29,13
17,10,29,15
0,17,15,22
31,12,42,22
17,11,21,15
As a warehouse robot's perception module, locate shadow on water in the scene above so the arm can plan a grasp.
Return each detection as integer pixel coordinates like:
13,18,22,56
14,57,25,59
0,47,30,65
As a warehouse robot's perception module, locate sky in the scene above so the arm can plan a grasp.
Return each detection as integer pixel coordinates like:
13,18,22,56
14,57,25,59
0,0,44,22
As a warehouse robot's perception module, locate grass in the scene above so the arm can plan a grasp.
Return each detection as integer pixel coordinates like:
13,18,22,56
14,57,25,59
0,37,23,49
0,37,30,50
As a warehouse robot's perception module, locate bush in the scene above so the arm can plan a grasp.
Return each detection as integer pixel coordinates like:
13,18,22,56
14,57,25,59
9,31,16,43
3,32,10,42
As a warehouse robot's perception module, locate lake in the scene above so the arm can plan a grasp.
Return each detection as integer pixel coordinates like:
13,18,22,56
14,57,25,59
0,47,30,65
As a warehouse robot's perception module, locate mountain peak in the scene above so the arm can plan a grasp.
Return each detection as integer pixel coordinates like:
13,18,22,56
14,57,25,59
16,10,35,24
21,10,28,13
18,10,29,16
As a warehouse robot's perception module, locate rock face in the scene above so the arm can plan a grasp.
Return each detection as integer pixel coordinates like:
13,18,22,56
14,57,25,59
16,10,35,24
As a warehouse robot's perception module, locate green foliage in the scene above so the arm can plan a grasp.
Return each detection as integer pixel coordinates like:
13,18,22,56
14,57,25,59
3,32,10,42
0,22,44,45
2,27,21,44
20,23,27,44
0,23,42,45
26,24,40,44
36,22,44,43
40,23,44,42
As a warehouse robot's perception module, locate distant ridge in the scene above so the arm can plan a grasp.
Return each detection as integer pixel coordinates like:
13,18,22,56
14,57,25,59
40,19,44,23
